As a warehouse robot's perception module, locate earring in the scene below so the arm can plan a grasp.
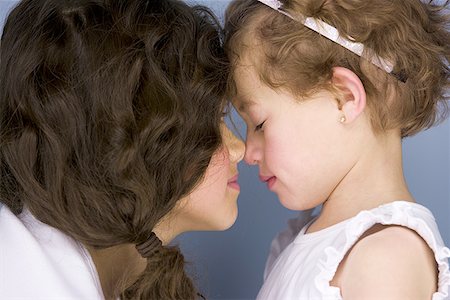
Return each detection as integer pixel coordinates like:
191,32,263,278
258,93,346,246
339,115,346,123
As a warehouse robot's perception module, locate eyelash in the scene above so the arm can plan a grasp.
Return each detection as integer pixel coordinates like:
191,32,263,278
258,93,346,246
255,121,265,132
221,110,229,120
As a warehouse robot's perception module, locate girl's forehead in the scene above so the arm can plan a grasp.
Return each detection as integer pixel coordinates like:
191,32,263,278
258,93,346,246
233,64,261,90
232,66,275,113
233,95,257,114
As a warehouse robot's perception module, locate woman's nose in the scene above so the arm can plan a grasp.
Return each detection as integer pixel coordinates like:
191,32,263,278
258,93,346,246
222,125,245,163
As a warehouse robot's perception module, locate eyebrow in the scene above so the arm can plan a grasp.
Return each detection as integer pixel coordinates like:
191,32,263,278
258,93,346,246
235,95,256,112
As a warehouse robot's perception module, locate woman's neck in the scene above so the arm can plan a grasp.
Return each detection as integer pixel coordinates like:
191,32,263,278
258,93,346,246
86,244,147,300
85,217,182,299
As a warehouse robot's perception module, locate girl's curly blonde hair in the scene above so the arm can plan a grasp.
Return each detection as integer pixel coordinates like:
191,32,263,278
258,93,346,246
225,0,449,137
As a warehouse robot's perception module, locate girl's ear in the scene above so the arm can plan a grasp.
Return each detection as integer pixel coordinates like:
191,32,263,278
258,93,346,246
332,67,367,123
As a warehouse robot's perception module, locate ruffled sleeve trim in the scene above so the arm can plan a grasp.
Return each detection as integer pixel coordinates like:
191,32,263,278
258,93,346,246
313,201,450,300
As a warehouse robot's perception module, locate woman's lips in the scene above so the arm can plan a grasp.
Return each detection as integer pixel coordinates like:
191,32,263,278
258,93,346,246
227,174,240,191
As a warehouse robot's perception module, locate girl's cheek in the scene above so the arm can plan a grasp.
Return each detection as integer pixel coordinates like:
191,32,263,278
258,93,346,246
264,131,284,161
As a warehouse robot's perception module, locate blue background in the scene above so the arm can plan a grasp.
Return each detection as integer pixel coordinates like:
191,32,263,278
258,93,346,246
1,1,449,299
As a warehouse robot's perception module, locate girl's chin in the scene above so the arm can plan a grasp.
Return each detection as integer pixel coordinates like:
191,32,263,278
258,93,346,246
278,194,313,211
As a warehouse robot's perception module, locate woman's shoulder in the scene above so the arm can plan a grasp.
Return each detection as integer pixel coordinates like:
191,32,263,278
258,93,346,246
0,204,104,299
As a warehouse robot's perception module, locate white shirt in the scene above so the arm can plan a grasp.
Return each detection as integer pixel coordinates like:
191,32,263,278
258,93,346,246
259,201,450,300
0,204,105,300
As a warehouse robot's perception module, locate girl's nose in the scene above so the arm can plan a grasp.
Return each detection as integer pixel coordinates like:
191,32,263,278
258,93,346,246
243,133,261,165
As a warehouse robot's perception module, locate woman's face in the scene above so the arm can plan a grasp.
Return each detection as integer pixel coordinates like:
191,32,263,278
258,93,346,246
174,123,245,231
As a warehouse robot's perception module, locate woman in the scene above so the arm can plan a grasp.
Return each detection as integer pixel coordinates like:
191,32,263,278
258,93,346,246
0,0,244,299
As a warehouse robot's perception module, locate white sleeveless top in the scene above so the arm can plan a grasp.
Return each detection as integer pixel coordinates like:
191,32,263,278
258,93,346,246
258,201,450,300
0,204,105,299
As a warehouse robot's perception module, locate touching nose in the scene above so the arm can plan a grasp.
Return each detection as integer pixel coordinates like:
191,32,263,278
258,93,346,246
243,132,261,165
222,125,245,163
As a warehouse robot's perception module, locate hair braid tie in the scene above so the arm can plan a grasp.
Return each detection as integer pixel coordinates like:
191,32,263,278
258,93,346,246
135,232,162,258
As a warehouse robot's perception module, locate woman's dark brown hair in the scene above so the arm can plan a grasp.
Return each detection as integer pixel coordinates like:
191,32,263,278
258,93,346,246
225,0,449,137
0,0,229,298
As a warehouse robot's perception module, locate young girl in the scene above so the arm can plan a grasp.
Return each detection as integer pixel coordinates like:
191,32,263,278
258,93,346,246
0,0,244,299
225,0,450,298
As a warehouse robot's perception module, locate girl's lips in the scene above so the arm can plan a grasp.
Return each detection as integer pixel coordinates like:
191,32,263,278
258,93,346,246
266,176,277,190
259,174,274,182
259,175,277,190
227,174,240,191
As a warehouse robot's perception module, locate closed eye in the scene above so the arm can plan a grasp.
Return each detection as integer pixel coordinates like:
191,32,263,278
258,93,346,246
255,121,265,132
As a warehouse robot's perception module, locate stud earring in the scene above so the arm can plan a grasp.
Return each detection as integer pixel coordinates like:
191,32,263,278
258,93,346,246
340,116,346,123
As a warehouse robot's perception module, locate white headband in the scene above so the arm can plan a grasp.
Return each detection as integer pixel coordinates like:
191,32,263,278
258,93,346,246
256,0,396,75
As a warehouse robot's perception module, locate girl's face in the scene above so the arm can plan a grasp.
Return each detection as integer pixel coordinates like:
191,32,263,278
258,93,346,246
233,66,356,210
175,123,245,231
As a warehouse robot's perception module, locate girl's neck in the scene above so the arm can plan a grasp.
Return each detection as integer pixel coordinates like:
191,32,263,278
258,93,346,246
307,130,414,233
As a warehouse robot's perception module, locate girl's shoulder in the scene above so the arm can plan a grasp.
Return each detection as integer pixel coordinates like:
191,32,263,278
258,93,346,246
259,201,450,299
332,224,438,298
329,201,450,299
